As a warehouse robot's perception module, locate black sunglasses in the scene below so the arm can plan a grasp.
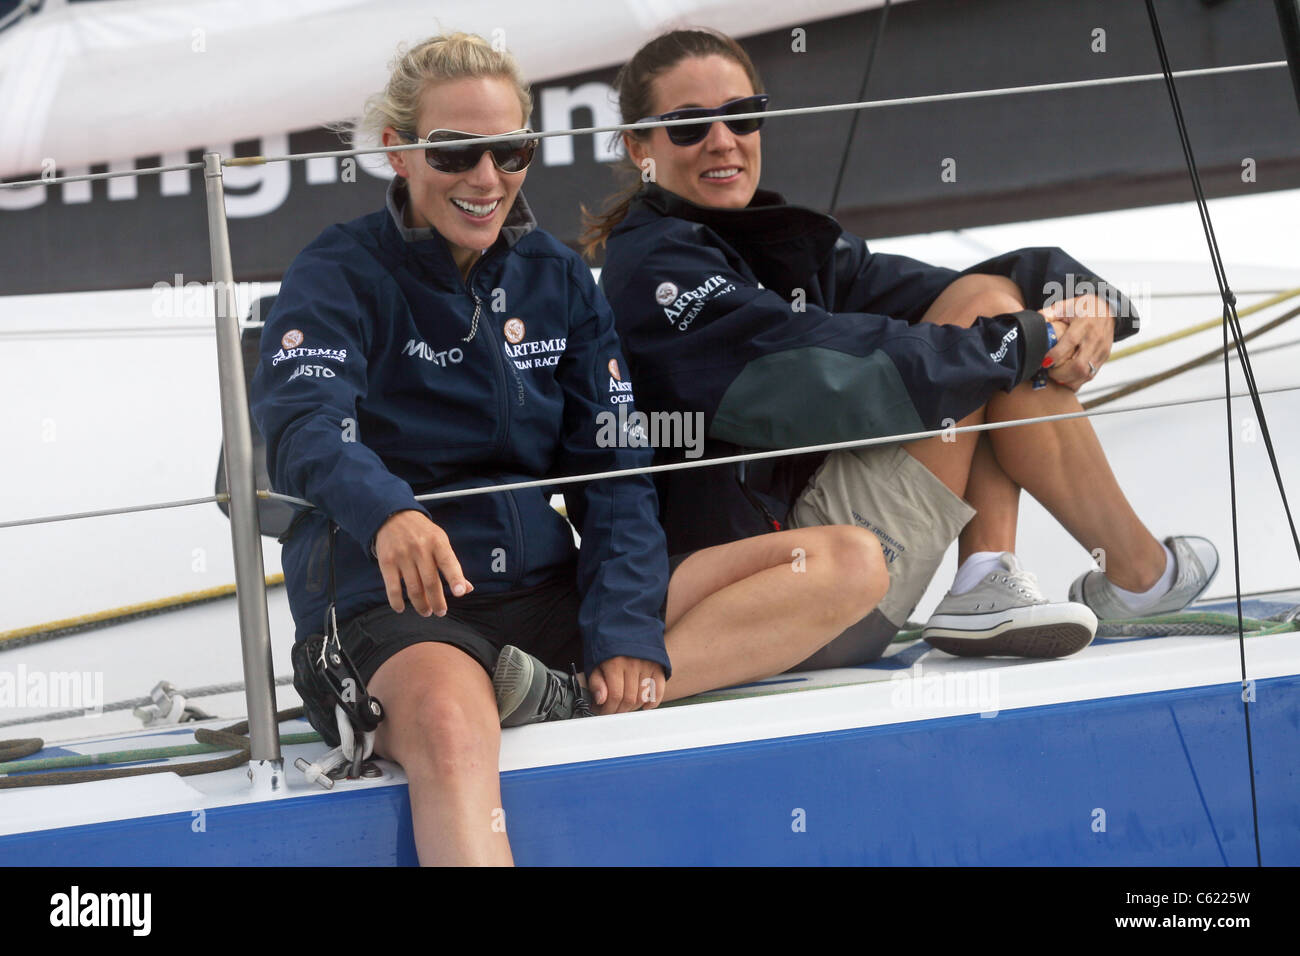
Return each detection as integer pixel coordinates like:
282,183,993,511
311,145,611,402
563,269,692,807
396,128,539,174
638,94,769,146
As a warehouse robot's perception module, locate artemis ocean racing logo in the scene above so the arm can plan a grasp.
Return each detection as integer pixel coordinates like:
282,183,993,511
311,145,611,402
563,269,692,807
660,274,734,332
271,346,348,366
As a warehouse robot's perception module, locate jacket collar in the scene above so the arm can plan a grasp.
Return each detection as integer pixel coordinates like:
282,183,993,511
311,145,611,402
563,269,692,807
631,182,842,279
384,177,537,279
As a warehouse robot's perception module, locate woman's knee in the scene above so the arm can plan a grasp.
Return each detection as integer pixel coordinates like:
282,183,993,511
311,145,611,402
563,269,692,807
416,690,499,771
819,526,890,611
925,274,1025,328
384,682,500,775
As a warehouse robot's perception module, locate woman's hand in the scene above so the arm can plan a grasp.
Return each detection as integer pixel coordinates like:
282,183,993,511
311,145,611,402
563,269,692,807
373,510,473,616
1038,294,1116,391
587,656,666,715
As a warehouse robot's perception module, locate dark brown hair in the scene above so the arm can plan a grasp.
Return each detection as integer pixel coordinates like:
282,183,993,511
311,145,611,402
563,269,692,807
579,29,763,260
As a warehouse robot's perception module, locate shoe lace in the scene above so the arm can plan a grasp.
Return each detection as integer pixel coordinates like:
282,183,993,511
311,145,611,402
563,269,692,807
569,663,592,719
536,664,593,720
997,566,1046,603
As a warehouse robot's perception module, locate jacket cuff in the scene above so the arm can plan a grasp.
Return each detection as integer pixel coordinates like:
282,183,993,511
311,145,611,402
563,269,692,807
357,496,425,561
1006,309,1049,386
1100,283,1140,341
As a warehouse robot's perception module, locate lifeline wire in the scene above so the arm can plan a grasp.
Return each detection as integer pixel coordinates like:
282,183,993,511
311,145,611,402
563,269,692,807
0,60,1286,190
253,383,1300,510
1144,0,1293,868
3,382,1297,529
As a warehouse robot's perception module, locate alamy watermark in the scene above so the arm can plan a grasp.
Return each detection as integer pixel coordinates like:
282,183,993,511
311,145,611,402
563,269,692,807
890,661,999,717
0,665,104,715
595,403,705,459
151,273,264,320
1041,273,1150,322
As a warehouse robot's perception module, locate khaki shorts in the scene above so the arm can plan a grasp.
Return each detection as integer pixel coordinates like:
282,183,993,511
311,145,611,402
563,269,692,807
788,444,975,626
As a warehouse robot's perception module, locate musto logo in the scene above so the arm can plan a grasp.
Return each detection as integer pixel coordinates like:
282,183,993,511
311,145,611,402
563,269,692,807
402,339,464,367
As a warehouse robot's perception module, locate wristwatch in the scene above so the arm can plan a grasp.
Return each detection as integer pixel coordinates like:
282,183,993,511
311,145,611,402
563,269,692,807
1031,320,1058,390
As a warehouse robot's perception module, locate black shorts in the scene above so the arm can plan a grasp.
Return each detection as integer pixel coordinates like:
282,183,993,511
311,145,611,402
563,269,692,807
339,574,585,687
659,551,695,620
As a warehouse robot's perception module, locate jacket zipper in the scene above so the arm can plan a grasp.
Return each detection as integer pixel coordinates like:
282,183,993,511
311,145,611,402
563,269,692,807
485,307,527,410
503,491,524,586
462,262,509,451
463,260,523,583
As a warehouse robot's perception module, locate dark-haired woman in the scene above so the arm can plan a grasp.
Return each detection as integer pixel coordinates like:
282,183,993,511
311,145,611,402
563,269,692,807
253,32,887,866
589,29,1218,664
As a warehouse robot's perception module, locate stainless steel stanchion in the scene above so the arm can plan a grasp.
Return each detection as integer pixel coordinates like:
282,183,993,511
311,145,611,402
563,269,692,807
202,152,282,793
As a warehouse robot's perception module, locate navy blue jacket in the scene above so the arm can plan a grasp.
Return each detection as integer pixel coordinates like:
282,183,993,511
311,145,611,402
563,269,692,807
600,184,1140,555
251,181,670,677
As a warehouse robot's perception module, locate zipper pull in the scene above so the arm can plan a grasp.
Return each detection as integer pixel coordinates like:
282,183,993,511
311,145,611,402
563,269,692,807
463,292,482,343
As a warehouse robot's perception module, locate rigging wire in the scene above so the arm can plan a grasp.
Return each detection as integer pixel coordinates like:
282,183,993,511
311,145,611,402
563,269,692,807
1143,0,1300,867
827,0,891,215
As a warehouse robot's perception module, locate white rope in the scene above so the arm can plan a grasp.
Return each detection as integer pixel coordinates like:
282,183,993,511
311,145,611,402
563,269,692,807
257,382,1300,511
0,60,1284,191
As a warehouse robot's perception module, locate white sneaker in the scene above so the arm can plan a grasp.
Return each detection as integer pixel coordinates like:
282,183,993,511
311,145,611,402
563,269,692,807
923,553,1097,658
1068,535,1219,621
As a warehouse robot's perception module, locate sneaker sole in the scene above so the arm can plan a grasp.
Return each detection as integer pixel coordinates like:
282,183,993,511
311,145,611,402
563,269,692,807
923,605,1097,659
924,621,1096,658
493,645,539,723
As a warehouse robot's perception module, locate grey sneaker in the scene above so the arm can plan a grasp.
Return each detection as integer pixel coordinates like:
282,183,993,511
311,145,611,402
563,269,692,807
1068,535,1219,621
923,552,1097,658
493,645,591,727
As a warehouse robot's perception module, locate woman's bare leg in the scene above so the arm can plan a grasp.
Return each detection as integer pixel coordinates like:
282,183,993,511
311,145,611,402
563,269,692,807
905,274,1025,557
983,380,1167,591
959,433,1021,562
367,642,512,866
912,274,1165,589
660,525,887,701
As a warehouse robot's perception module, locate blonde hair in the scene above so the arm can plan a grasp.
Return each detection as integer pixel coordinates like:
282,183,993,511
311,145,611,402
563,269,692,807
357,32,533,145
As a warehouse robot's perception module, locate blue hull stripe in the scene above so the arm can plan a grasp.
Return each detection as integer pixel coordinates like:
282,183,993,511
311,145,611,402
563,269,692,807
3,675,1296,866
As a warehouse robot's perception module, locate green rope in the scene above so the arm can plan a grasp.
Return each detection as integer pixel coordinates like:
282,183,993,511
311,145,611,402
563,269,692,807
0,731,321,775
0,707,313,789
1096,611,1297,638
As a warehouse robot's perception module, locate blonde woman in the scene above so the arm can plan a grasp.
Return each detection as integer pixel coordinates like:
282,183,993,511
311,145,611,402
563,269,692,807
252,33,887,866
